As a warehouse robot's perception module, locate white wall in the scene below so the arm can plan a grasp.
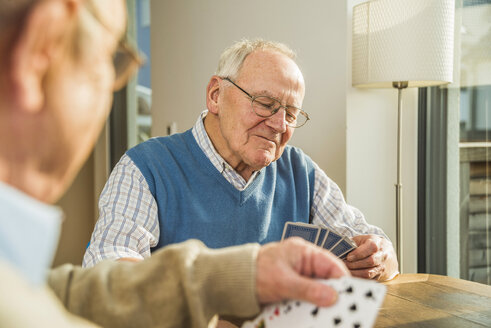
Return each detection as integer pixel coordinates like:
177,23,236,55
53,154,95,266
151,0,418,273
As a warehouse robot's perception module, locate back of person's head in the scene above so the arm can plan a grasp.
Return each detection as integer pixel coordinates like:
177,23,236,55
0,0,102,62
0,0,129,203
0,0,37,29
216,39,297,80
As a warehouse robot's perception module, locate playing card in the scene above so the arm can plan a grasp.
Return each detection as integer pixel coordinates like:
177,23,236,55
316,227,328,247
314,277,386,327
339,239,358,260
322,229,343,250
339,250,353,260
242,299,310,328
330,237,356,258
281,222,320,244
241,276,387,328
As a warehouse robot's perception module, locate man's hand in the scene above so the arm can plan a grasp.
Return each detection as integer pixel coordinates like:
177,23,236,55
255,237,350,307
344,235,398,281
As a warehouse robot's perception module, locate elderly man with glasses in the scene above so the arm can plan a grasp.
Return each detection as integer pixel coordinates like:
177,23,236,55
84,39,398,284
0,1,354,327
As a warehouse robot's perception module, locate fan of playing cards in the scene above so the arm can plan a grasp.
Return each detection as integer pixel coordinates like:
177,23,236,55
281,222,357,259
241,276,387,328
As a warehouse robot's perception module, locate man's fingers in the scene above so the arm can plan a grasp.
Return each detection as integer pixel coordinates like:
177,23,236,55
281,237,349,279
288,244,349,305
350,266,383,280
344,252,383,270
347,238,379,261
311,247,350,279
256,238,351,305
117,257,142,263
287,276,339,307
348,235,398,281
285,241,348,306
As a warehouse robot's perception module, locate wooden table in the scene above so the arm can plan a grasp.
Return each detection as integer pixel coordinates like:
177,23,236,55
375,273,491,327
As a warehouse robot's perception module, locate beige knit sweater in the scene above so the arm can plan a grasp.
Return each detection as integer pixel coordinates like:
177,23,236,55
0,240,261,328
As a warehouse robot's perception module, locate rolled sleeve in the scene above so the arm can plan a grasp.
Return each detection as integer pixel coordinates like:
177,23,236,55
51,240,261,328
83,155,159,268
310,163,390,241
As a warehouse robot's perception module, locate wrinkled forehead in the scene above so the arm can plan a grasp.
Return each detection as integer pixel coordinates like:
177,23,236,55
238,50,306,101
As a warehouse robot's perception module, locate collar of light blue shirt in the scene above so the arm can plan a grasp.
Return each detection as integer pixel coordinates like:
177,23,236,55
0,181,63,286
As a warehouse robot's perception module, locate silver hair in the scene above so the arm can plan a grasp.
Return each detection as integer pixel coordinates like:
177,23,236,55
0,0,102,61
0,0,35,11
216,38,297,80
0,0,36,25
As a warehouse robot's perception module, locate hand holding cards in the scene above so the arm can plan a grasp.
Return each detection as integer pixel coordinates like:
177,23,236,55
281,222,357,260
242,276,386,328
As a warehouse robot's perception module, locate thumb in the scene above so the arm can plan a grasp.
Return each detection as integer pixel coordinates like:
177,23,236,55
286,275,338,307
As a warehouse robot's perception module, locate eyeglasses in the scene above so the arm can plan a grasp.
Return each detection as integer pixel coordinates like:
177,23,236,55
112,39,144,91
223,77,309,128
83,2,144,91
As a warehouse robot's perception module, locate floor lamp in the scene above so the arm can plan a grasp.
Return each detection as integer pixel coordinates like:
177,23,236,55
352,0,455,272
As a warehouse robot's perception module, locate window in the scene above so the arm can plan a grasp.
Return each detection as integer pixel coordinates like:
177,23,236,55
419,0,491,284
109,0,152,168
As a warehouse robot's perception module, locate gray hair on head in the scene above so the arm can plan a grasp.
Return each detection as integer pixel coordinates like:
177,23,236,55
0,0,35,11
0,0,101,62
216,38,297,80
0,0,36,25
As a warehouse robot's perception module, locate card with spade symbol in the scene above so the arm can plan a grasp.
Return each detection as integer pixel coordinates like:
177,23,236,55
241,276,386,328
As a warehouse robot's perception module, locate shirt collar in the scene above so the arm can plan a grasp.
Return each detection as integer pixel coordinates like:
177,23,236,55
192,110,230,174
192,110,260,190
0,182,63,286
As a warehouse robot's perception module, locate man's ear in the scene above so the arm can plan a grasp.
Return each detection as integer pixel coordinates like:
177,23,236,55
9,0,81,113
206,76,222,115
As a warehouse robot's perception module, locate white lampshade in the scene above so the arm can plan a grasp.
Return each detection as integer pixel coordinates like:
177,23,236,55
352,0,455,88
460,3,491,87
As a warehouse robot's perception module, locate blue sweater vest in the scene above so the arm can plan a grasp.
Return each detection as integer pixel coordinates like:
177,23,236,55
127,129,315,250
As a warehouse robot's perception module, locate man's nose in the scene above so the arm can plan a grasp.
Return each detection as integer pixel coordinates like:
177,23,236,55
265,107,287,133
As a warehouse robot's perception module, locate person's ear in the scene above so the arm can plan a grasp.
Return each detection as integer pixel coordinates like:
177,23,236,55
8,0,82,113
206,76,222,115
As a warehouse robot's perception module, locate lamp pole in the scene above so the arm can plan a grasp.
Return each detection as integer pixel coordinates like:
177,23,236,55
393,81,408,273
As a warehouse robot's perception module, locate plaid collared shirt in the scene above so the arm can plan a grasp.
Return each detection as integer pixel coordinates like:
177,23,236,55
83,111,388,267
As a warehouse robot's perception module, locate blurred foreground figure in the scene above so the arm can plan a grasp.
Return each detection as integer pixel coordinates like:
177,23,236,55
0,1,349,327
